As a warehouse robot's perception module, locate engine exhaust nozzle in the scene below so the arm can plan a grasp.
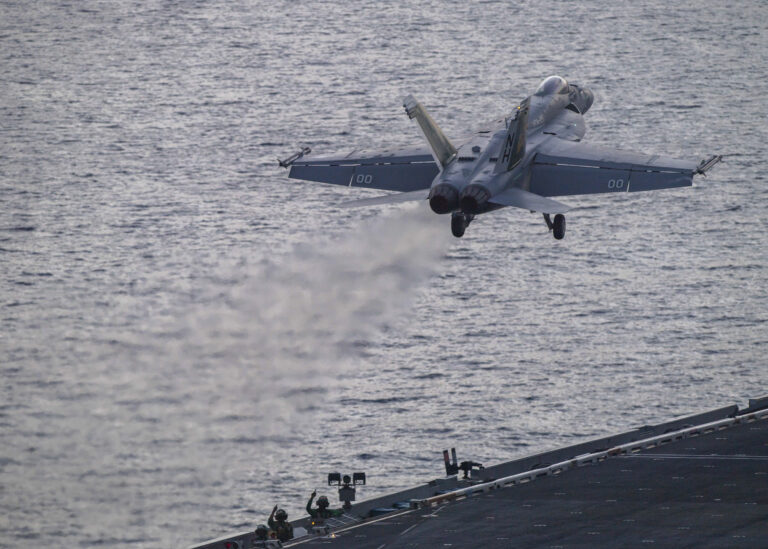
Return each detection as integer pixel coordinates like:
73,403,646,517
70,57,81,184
429,184,459,214
459,185,491,214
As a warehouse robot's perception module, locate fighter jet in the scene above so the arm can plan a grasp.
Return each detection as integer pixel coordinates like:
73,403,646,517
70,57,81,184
280,76,721,238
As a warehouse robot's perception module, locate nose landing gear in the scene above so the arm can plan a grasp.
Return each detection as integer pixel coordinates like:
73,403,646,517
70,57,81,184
451,212,474,238
543,213,566,240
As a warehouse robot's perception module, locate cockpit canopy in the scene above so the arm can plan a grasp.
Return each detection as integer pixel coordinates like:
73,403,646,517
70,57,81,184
534,75,569,96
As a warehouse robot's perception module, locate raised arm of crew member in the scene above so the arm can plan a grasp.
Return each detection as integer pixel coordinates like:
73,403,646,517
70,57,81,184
307,492,344,519
306,491,317,517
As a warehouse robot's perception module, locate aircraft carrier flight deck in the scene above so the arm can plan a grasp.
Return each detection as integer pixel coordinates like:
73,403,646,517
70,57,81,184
192,396,768,549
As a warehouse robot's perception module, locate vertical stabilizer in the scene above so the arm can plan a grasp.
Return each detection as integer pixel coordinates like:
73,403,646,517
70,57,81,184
403,95,457,169
494,97,530,174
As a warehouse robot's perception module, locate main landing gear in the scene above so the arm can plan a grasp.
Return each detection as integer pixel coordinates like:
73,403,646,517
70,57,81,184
543,213,566,240
451,212,474,238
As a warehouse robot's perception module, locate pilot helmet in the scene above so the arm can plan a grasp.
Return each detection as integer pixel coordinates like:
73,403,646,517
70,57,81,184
275,508,288,521
317,495,329,509
255,524,268,539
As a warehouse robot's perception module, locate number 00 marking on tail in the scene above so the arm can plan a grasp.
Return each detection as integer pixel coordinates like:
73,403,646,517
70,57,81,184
355,174,374,185
608,179,624,189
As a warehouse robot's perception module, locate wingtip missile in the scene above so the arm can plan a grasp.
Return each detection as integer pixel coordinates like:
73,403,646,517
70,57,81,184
695,154,722,175
278,146,311,168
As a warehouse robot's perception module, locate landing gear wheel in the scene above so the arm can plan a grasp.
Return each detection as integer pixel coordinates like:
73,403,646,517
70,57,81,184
552,213,566,240
451,212,466,238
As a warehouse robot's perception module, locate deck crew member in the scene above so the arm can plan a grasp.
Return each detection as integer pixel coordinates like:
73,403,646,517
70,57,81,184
306,491,344,520
254,524,269,540
268,505,293,542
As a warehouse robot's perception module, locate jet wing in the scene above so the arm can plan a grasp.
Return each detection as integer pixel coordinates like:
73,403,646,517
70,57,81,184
288,146,438,193
529,139,702,197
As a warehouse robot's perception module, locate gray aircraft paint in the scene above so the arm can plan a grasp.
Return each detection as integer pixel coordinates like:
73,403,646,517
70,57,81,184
285,75,720,236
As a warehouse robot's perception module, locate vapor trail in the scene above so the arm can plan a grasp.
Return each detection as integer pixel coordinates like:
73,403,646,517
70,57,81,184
179,204,451,423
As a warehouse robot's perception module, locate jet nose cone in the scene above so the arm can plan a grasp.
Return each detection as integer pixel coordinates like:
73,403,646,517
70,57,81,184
429,184,459,214
459,185,491,214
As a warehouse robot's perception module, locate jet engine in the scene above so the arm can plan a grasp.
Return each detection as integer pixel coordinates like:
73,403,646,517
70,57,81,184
429,184,459,214
459,184,491,214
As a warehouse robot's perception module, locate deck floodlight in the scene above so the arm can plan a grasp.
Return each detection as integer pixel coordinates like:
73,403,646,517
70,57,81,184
327,470,365,510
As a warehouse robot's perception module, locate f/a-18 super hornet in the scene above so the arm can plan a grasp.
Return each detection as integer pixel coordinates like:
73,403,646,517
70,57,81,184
280,76,721,239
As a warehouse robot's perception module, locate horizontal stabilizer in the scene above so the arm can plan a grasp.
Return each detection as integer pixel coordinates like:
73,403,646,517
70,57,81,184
340,189,429,209
489,187,571,214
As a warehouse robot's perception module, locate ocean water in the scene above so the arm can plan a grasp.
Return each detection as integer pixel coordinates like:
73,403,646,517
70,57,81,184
1,1,766,547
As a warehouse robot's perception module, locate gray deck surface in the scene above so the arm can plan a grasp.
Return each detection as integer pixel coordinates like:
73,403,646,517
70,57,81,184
290,416,768,548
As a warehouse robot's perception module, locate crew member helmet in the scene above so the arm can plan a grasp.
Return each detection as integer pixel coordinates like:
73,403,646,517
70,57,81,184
317,495,329,508
275,509,288,521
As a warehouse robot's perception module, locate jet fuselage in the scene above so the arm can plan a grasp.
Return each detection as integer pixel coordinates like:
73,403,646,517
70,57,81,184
428,77,593,216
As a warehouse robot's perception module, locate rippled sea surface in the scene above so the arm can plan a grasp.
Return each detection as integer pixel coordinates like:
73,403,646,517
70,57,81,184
1,1,767,547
